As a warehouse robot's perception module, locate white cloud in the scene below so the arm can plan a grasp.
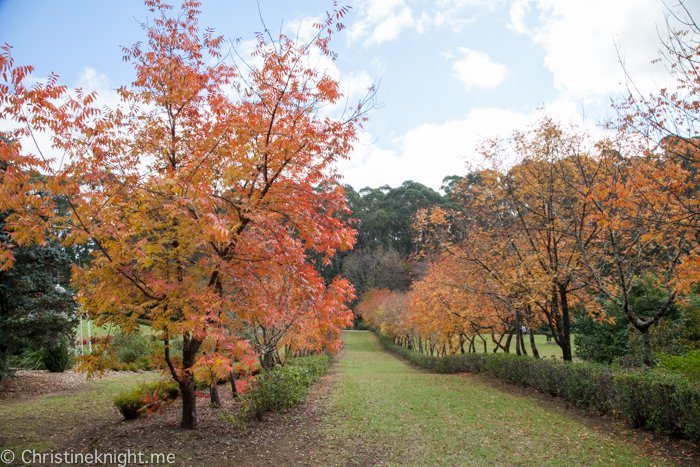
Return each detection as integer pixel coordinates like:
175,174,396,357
341,107,532,190
507,0,531,34
448,48,508,91
511,0,689,100
75,68,121,109
341,96,609,191
348,0,416,46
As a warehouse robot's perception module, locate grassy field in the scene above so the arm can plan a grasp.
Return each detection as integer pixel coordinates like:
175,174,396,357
320,331,676,466
77,321,151,339
476,333,572,360
0,372,160,457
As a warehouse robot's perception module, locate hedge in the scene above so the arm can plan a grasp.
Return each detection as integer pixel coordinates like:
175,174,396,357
376,333,700,444
237,354,330,421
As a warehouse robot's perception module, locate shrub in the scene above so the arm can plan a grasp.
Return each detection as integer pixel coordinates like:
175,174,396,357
41,341,69,373
615,370,700,442
113,379,180,420
112,332,154,364
658,350,700,383
236,355,329,421
113,388,145,420
574,308,629,364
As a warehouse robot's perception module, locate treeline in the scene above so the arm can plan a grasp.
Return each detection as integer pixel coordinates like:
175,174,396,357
360,117,700,372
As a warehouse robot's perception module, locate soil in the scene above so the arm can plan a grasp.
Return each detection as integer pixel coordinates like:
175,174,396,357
61,369,343,467
0,369,148,401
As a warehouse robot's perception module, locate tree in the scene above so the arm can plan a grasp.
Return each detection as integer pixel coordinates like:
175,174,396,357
1,0,367,429
344,181,448,255
341,247,411,299
0,213,78,380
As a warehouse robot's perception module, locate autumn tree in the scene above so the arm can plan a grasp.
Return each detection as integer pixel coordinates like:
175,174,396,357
0,0,367,429
571,142,693,366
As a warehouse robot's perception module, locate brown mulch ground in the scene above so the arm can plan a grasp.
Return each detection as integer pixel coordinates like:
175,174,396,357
0,369,150,401
56,365,342,467
0,370,90,400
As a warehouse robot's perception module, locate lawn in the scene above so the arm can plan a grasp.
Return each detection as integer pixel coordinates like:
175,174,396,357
320,330,677,466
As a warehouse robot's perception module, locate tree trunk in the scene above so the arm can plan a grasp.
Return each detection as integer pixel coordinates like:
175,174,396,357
529,328,540,359
558,284,573,361
260,350,277,370
179,376,197,429
640,328,654,367
210,380,222,408
230,371,238,399
504,332,513,353
166,333,202,430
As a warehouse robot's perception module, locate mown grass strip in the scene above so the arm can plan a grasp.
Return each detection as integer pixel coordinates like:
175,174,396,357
321,331,677,466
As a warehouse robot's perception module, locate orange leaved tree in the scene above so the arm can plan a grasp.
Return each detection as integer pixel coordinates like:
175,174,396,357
1,0,367,429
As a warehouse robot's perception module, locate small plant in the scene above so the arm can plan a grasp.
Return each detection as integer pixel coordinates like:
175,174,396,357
219,410,247,431
113,388,145,420
41,341,69,373
113,379,180,420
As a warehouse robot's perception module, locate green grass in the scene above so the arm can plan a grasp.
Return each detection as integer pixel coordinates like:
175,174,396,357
415,334,573,360
480,333,571,360
320,331,676,466
76,321,151,339
0,372,161,456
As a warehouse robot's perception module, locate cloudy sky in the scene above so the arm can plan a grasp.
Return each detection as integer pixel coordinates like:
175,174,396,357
1,0,698,191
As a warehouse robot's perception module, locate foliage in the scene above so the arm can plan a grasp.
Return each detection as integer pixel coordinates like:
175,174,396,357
113,388,145,420
574,307,630,364
0,233,78,380
615,370,700,442
233,355,329,422
113,378,180,420
343,181,453,255
341,248,411,299
41,341,69,373
112,332,155,364
658,350,700,383
377,331,700,444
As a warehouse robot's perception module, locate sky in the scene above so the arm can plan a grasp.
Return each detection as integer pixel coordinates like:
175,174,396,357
1,0,699,192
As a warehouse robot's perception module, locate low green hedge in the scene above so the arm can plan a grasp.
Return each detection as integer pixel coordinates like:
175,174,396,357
238,355,330,421
377,333,700,444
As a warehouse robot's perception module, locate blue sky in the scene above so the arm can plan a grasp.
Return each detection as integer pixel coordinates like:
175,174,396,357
2,0,698,191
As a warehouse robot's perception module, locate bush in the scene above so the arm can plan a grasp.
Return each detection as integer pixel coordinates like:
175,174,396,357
376,331,700,443
112,332,154,364
237,355,329,421
113,388,145,420
574,308,629,364
113,379,180,420
41,341,69,373
615,370,700,442
658,350,700,382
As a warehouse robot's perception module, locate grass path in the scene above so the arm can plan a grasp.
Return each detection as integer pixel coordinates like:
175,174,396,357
320,331,678,466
